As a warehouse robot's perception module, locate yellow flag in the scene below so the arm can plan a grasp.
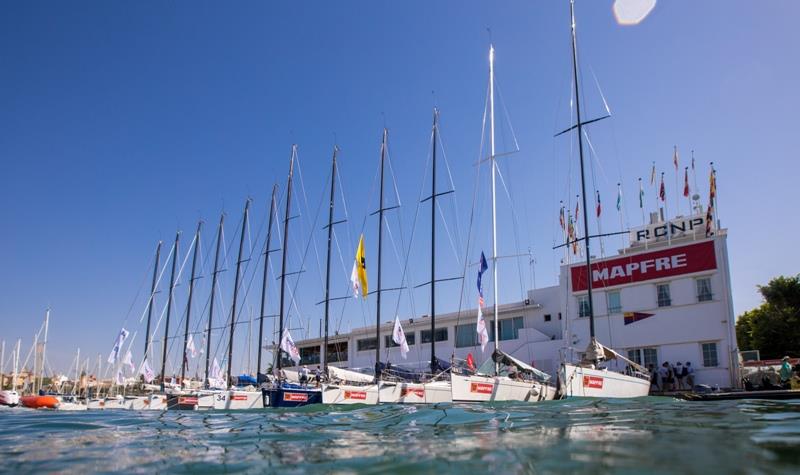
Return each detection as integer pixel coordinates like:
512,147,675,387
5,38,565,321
350,234,368,298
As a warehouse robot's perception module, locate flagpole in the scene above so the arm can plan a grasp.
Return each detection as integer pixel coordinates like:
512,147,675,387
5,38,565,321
617,183,625,253
691,150,699,205
673,146,679,216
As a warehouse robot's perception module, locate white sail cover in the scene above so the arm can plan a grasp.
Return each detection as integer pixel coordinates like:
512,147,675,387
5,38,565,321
328,366,374,383
497,350,552,382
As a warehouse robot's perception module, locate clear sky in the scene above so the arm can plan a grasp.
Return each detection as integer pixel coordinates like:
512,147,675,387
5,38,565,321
1,1,798,376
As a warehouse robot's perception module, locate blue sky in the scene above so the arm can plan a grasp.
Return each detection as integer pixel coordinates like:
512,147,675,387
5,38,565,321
1,1,798,376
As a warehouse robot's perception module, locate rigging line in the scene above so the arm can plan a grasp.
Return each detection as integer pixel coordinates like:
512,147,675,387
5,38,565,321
493,77,521,154
136,242,174,325
494,163,528,301
452,78,489,345
294,152,327,299
118,246,155,329
436,201,462,269
434,122,464,269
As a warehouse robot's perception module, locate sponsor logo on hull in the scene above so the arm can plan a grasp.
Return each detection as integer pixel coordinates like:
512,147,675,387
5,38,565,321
178,396,198,405
470,382,494,394
231,394,248,401
401,387,425,398
344,390,367,400
283,392,309,402
583,376,604,389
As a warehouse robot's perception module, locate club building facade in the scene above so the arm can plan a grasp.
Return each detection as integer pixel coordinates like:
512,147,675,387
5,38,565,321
287,213,741,389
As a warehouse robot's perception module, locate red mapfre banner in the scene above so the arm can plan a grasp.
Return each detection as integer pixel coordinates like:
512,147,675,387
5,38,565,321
571,240,717,292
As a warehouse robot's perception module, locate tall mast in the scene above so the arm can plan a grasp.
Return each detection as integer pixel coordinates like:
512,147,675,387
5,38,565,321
277,146,296,374
143,241,162,363
12,339,20,392
160,231,180,392
38,308,50,393
1,340,5,390
323,147,339,373
204,214,225,388
489,45,501,374
569,0,596,340
257,184,279,377
181,221,203,386
227,199,251,385
430,109,439,372
375,129,387,379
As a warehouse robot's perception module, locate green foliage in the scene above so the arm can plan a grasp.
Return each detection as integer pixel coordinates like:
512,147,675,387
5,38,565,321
736,274,800,359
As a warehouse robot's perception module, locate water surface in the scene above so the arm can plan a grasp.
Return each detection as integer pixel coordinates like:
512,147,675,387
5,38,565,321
1,397,798,474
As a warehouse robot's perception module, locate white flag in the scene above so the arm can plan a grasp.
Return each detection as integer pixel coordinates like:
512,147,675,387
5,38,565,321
115,369,124,386
209,358,225,389
107,328,130,364
122,350,135,373
476,305,489,353
140,358,155,383
280,329,301,365
350,260,361,298
186,334,197,358
392,316,410,359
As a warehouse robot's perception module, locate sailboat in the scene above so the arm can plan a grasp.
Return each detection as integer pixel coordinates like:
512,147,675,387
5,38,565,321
263,145,323,408
450,45,557,403
376,115,452,404
0,340,21,407
557,0,650,398
320,147,380,405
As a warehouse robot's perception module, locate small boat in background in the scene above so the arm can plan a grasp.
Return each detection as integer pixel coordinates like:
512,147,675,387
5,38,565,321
0,390,20,407
20,394,59,409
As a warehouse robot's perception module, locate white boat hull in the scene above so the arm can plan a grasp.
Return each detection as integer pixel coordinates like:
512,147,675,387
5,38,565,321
378,380,452,404
322,384,379,405
559,363,650,398
0,390,20,407
451,373,557,402
130,394,168,410
195,390,263,410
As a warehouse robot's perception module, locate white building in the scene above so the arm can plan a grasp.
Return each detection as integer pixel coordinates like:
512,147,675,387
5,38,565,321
285,214,740,389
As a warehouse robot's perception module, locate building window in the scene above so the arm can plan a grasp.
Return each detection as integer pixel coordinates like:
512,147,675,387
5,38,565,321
627,347,659,368
420,328,448,343
498,316,524,341
327,342,348,363
385,332,415,348
357,337,377,352
702,342,719,367
455,324,479,348
299,346,320,365
558,312,562,320
577,295,590,317
544,314,551,322
657,284,672,307
696,278,713,302
607,291,622,314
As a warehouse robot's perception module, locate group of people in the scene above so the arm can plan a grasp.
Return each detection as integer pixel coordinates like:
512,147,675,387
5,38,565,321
648,361,694,392
297,365,323,388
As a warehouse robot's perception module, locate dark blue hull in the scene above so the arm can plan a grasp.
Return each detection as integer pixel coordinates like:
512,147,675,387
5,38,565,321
262,385,322,408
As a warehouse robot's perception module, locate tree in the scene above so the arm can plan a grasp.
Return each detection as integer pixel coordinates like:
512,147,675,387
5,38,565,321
736,274,800,359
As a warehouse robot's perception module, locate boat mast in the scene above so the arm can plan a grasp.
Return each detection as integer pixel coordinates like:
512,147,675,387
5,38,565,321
181,221,203,387
375,130,387,379
257,184,278,377
204,214,225,388
12,339,20,393
143,241,162,364
430,109,439,373
227,199,251,386
323,147,339,373
569,0,596,341
38,308,50,393
160,231,180,392
277,146,296,375
489,45,500,374
1,340,5,390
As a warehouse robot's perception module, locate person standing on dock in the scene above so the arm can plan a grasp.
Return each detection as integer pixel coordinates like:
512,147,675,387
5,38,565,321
780,357,792,389
685,362,695,388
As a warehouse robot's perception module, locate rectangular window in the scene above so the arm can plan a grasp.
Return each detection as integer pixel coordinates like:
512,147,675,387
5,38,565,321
499,316,524,341
627,347,659,369
657,284,672,307
385,332,415,348
357,337,377,352
455,324,478,348
577,295,590,317
558,312,562,320
544,314,552,322
702,342,719,367
696,278,713,302
299,346,320,365
327,342,348,363
607,291,622,314
420,328,448,343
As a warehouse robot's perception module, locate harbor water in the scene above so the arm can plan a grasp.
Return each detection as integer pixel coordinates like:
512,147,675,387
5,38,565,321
1,397,798,474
